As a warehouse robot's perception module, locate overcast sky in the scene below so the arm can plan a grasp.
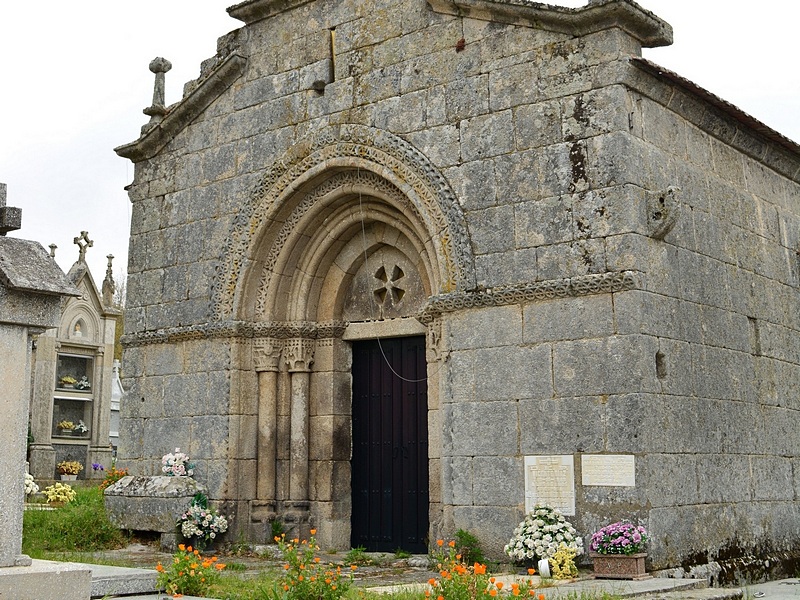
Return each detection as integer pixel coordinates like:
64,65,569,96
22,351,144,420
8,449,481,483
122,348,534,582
0,1,797,283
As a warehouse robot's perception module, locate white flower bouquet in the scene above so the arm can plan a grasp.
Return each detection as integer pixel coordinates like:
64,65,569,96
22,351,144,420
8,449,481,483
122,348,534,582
177,494,229,550
504,504,584,562
24,472,39,496
162,447,194,477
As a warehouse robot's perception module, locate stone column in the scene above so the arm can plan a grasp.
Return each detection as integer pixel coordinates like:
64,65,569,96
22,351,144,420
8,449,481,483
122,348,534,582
28,335,58,480
0,324,33,567
284,338,315,502
254,338,282,502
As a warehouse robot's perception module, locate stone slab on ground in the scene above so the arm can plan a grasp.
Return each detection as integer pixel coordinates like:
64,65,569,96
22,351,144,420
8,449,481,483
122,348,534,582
0,560,91,600
78,562,159,597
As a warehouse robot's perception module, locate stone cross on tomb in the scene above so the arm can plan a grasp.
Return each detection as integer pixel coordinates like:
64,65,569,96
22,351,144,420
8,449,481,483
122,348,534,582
73,230,93,263
0,183,22,236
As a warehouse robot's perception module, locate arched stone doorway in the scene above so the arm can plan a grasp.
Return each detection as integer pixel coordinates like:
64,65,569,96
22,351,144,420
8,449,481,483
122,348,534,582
227,125,475,549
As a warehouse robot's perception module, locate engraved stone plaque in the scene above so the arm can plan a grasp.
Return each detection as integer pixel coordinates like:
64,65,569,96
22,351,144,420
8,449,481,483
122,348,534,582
524,455,575,516
581,454,636,487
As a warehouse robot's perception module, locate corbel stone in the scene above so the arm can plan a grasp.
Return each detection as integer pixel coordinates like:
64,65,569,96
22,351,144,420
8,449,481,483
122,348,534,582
646,186,681,240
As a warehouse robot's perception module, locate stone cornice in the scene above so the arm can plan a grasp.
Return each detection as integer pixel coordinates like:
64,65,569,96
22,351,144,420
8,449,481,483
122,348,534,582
115,53,247,162
122,271,640,347
227,0,315,24
426,0,672,48
418,270,639,323
121,320,348,348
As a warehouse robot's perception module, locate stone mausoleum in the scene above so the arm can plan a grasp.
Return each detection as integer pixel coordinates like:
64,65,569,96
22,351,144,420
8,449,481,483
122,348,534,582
115,0,800,571
28,233,119,481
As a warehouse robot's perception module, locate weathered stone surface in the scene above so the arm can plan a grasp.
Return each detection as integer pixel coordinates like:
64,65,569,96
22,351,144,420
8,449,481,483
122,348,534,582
104,475,207,532
112,0,800,570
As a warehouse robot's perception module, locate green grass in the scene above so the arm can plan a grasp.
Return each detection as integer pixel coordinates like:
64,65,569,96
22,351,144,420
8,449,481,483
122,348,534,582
23,495,625,600
23,486,127,558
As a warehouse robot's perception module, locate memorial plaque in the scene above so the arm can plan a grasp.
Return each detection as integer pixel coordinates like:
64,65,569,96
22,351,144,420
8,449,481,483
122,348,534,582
524,455,575,515
581,454,636,487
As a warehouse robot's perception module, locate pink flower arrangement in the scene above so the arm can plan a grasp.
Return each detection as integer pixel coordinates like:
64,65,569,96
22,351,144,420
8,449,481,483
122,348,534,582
590,521,648,555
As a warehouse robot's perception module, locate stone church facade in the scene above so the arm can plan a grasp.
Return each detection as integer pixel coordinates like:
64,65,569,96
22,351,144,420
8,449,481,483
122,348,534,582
116,0,800,568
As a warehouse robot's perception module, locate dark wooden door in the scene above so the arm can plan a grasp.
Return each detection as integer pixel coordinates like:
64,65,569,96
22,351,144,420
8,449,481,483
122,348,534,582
351,336,429,553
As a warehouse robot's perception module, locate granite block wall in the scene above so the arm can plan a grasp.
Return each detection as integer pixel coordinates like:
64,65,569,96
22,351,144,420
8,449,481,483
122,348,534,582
117,0,800,568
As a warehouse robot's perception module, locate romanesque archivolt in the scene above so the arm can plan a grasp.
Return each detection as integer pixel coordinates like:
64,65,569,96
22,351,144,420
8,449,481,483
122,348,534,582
212,124,476,321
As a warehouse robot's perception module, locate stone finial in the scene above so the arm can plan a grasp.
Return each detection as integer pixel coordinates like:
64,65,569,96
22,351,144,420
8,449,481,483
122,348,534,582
73,231,93,263
143,57,173,121
102,254,116,306
0,183,22,236
49,243,57,258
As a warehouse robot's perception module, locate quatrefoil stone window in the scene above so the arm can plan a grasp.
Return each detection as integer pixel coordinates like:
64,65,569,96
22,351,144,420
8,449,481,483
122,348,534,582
374,265,406,306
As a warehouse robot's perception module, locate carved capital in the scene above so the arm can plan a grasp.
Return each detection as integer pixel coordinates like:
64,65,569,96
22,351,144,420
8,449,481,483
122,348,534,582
285,338,315,372
253,338,283,372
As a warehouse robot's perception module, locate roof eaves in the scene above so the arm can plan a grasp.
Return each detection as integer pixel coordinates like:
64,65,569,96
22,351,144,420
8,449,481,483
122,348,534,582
631,57,800,172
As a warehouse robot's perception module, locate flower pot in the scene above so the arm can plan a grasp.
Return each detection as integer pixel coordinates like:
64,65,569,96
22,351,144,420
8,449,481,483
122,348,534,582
60,474,77,481
590,552,651,580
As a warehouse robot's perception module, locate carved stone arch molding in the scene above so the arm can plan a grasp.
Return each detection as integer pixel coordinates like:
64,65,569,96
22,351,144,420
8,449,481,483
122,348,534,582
212,124,476,322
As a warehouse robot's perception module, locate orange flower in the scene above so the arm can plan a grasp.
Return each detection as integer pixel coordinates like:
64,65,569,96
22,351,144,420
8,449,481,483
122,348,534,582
539,594,546,600
186,546,192,552
437,539,444,547
310,528,317,535
474,563,486,574
497,581,504,590
490,591,498,597
448,540,456,548
428,578,437,586
215,563,225,571
438,596,444,600
528,568,536,575
178,544,186,551
351,565,357,571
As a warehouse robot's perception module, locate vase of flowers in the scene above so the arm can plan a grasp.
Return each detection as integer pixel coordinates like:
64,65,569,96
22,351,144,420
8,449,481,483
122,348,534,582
177,493,229,551
57,460,83,480
58,375,77,389
73,420,89,437
589,521,650,580
504,504,584,568
57,420,75,436
162,448,195,477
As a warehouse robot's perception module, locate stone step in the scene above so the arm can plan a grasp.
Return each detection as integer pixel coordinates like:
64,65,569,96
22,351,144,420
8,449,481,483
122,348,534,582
75,562,158,599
